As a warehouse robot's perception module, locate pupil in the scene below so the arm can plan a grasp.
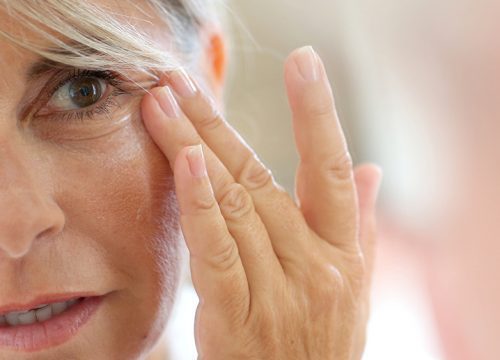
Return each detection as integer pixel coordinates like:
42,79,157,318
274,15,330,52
69,77,102,108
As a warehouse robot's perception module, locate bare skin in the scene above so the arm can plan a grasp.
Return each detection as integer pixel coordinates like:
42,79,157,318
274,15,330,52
0,3,185,359
0,1,380,359
141,47,382,359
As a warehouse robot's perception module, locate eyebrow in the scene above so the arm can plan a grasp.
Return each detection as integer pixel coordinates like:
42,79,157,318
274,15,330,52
26,59,71,80
25,42,103,80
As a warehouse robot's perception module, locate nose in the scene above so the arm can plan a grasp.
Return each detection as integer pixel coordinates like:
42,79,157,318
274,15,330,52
0,139,65,259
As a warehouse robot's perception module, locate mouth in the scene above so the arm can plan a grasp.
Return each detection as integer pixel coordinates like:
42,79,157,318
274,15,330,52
0,297,82,327
0,294,105,352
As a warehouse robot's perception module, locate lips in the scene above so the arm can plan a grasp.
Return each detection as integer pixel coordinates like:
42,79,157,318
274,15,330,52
0,295,104,352
1,297,80,327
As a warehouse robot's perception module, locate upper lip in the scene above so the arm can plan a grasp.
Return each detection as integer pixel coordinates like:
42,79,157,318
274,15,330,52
0,292,98,315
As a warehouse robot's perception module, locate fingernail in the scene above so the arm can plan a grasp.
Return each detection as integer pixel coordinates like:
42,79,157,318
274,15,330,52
294,46,320,82
154,86,180,118
186,144,208,178
170,68,197,98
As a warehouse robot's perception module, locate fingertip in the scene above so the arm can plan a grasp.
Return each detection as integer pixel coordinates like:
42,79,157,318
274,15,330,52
186,144,208,178
284,46,337,122
174,145,215,216
140,87,162,119
173,145,208,185
284,47,310,93
354,164,383,187
284,46,331,86
173,146,191,179
172,146,190,197
156,70,171,87
285,46,318,77
140,90,158,127
354,163,383,209
140,89,154,116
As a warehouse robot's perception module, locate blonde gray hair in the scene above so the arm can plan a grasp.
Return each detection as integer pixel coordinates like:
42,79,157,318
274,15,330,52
0,0,224,81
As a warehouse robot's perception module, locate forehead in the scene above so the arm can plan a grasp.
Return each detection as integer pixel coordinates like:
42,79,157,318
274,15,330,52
0,0,164,75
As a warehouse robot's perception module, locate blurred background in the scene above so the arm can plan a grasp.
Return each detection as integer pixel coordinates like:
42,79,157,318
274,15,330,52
166,1,500,359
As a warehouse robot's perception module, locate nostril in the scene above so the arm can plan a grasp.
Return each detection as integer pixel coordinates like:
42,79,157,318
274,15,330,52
34,200,66,242
36,226,55,241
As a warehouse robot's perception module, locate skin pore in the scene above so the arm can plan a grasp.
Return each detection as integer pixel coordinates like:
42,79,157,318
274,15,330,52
0,0,225,358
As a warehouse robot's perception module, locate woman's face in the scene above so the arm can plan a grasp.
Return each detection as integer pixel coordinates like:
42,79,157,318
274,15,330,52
0,1,197,358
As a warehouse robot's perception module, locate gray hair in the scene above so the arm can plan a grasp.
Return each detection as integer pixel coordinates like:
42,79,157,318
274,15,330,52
0,0,224,81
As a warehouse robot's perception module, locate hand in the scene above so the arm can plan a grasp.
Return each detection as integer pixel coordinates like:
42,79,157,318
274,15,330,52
140,46,382,360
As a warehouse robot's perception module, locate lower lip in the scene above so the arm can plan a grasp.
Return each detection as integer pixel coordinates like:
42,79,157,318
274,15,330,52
0,296,103,352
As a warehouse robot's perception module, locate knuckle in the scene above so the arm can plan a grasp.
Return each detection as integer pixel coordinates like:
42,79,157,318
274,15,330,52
197,105,224,131
316,265,344,301
288,256,346,321
238,154,274,191
343,252,367,296
206,237,240,273
303,259,345,304
218,270,247,303
304,95,336,120
219,183,254,221
322,151,354,182
186,189,218,214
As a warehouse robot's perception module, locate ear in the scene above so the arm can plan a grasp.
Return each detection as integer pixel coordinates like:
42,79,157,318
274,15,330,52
198,24,227,106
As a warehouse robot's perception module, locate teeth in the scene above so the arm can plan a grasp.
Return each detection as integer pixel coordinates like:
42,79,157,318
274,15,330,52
35,305,52,322
1,298,81,327
51,301,68,315
18,310,36,325
5,312,20,326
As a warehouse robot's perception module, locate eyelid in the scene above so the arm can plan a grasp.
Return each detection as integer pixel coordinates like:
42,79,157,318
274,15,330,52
44,69,123,101
36,77,110,117
32,69,130,120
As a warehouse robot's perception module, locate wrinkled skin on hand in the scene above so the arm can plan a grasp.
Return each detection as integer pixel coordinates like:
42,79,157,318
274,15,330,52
141,46,382,360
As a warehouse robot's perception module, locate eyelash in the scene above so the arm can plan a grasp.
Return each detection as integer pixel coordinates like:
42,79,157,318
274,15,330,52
39,69,130,122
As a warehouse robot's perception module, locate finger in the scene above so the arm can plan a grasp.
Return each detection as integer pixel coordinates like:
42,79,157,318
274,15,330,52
174,144,249,308
164,68,312,261
285,46,357,250
354,164,382,277
351,164,382,360
141,87,282,288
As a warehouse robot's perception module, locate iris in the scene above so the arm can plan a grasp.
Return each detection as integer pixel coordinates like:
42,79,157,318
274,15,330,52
68,77,102,108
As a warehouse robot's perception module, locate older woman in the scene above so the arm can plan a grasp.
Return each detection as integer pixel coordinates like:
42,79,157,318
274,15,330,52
0,0,381,359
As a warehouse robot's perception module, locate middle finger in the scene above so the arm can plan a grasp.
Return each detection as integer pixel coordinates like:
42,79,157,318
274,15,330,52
163,70,313,260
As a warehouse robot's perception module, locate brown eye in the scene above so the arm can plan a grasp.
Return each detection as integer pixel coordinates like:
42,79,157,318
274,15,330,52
41,76,108,114
68,77,103,108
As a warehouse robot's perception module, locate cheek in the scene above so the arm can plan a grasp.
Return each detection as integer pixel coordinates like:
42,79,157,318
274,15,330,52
49,110,184,350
